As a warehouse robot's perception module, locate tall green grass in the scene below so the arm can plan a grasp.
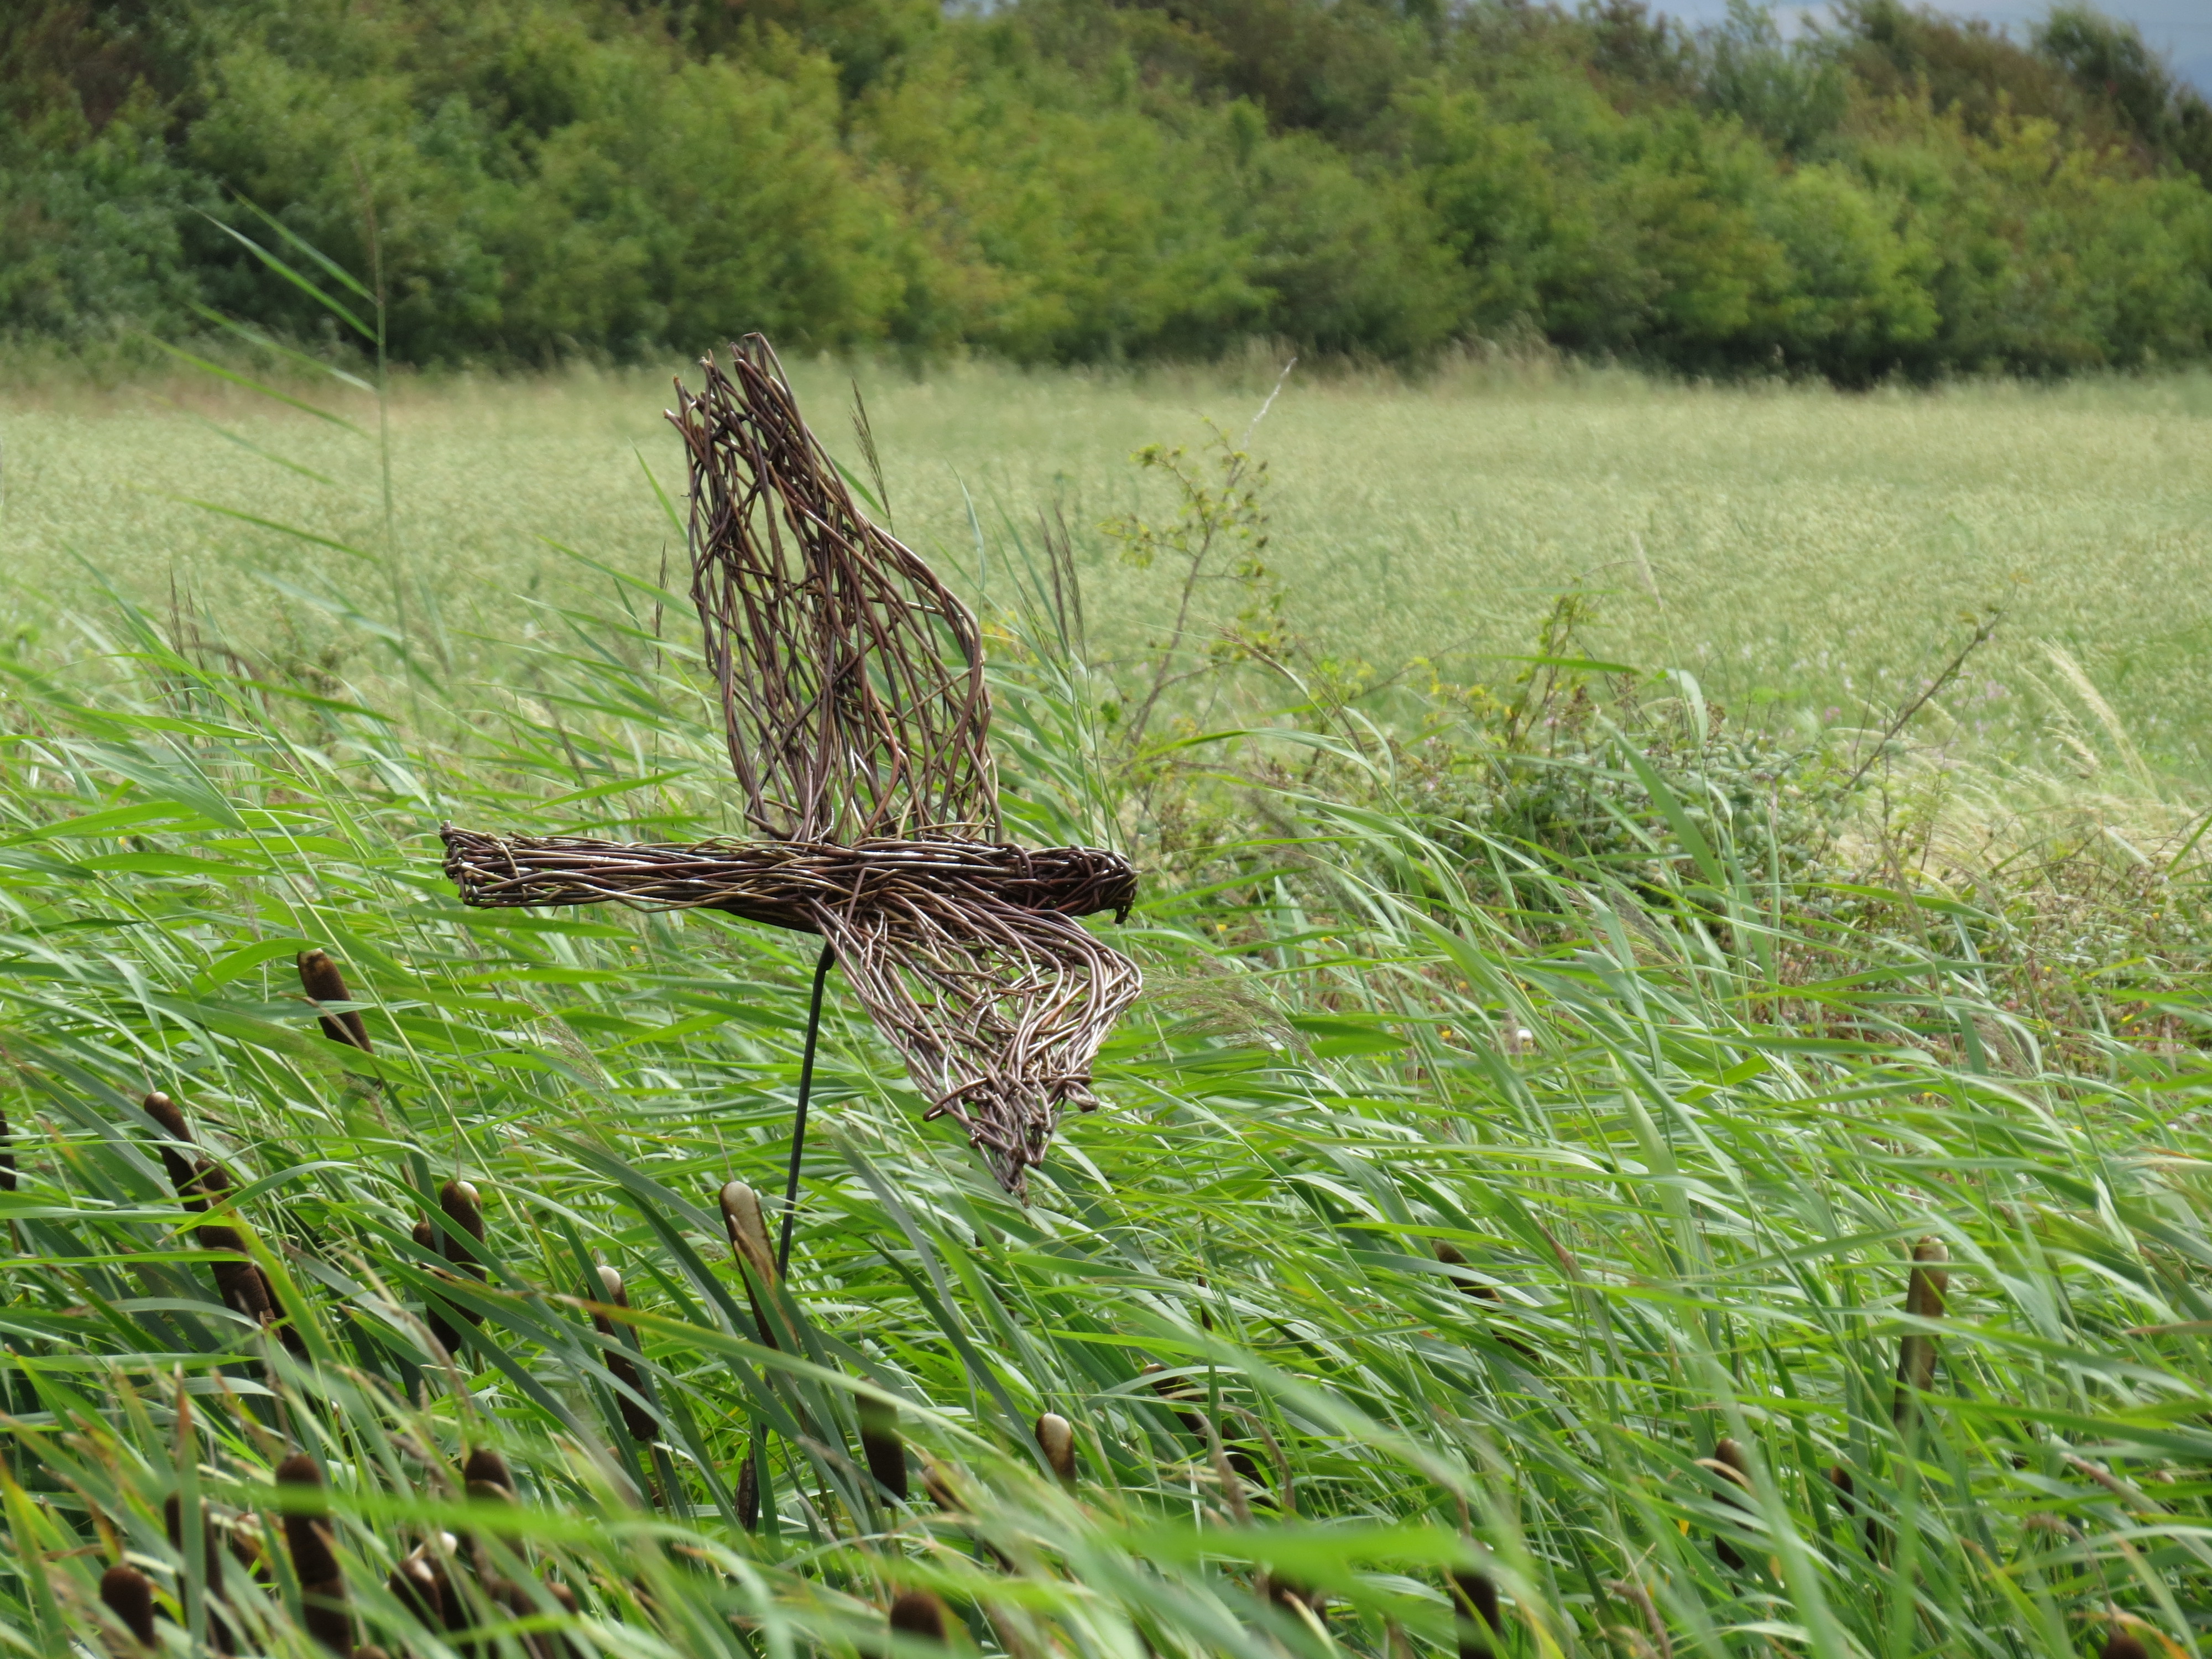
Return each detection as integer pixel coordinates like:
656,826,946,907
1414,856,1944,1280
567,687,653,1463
4,312,2212,1659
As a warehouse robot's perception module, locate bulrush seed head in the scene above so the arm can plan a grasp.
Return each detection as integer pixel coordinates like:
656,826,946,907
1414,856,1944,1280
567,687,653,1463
593,1265,658,1443
719,1180,777,1283
721,1179,782,1348
438,1181,486,1271
860,1398,909,1501
1035,1412,1076,1484
142,1091,201,1197
1448,1568,1498,1659
275,1453,351,1653
1703,1438,1752,1570
99,1563,156,1648
737,1451,760,1531
462,1447,515,1500
296,950,372,1053
1894,1236,1950,1426
888,1590,949,1645
164,1491,237,1651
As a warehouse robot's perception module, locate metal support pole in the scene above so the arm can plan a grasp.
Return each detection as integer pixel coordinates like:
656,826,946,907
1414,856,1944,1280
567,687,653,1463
778,942,836,1275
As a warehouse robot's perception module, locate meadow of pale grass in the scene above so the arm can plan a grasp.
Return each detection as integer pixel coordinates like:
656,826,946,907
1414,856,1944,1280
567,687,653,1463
8,356,2211,782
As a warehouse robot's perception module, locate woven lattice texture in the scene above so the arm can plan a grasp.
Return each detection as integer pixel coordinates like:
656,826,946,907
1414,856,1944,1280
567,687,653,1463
441,337,1141,1194
674,340,997,843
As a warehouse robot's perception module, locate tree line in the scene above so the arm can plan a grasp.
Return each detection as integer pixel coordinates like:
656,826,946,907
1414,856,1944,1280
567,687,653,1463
7,0,2212,381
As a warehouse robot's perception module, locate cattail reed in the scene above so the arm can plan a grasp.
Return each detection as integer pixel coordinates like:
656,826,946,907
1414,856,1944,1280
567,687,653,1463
1035,1413,1076,1484
463,1447,515,1502
922,1460,962,1514
737,1450,760,1530
100,1563,156,1651
2103,1634,2150,1659
592,1266,658,1443
1825,1464,1881,1557
719,1179,779,1347
413,1219,465,1357
1704,1437,1753,1570
1432,1240,1502,1301
276,1454,352,1654
143,1093,305,1358
440,1181,487,1296
390,1546,450,1631
1893,1237,1949,1427
860,1397,909,1501
888,1590,949,1644
1448,1567,1499,1659
165,1491,236,1652
1,1101,14,1192
416,1180,488,1358
1141,1363,1208,1440
297,950,372,1052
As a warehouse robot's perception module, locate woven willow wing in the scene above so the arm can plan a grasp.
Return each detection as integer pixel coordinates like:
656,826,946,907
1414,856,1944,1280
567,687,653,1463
441,338,1140,1196
670,337,998,844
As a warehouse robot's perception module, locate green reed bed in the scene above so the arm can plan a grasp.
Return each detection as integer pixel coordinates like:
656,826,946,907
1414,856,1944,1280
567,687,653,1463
0,536,2208,1658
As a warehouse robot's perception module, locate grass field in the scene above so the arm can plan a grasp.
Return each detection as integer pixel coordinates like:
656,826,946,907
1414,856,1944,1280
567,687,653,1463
4,353,2212,1659
10,358,2212,780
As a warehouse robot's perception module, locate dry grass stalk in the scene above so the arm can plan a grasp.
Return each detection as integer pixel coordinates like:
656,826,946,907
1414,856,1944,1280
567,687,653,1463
1034,1413,1076,1485
99,1563,156,1652
592,1266,658,1444
888,1590,949,1645
296,950,372,1053
441,337,1144,1196
275,1454,351,1654
1893,1237,1949,1428
142,1092,306,1358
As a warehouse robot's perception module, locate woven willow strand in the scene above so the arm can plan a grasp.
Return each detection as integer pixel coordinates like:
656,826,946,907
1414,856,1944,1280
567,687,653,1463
441,337,1141,1194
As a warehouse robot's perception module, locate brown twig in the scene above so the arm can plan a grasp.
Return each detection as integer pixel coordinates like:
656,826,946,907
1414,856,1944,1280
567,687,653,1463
1845,612,2004,790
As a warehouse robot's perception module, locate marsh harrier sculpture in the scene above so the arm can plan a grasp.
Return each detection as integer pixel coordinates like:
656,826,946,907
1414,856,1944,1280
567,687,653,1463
440,338,1140,1230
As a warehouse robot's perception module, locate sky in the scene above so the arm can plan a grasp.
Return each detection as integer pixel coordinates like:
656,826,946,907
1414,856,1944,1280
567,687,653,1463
1658,1,2212,97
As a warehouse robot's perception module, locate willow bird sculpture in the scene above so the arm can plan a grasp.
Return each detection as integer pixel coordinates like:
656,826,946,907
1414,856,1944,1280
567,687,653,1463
441,337,1141,1215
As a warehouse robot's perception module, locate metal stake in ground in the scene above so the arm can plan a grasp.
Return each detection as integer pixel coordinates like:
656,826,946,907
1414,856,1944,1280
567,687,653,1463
439,335,1142,1198
780,942,834,1275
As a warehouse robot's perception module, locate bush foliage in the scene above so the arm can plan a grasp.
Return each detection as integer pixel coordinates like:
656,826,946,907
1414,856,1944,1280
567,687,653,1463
9,0,2212,379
